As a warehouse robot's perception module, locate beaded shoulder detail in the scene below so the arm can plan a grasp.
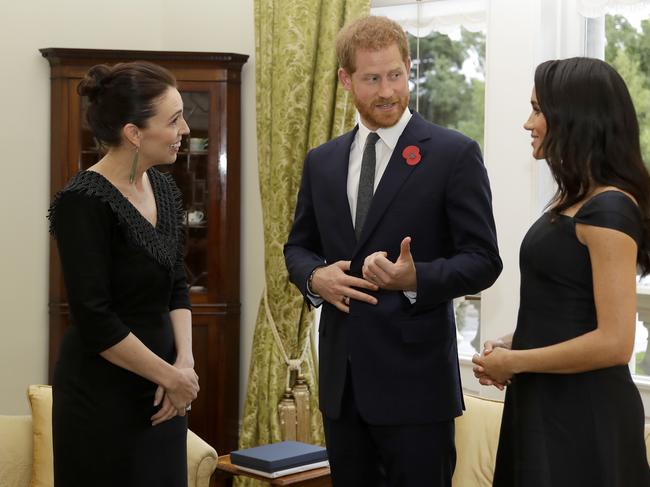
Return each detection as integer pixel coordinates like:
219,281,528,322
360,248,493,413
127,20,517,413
48,169,185,270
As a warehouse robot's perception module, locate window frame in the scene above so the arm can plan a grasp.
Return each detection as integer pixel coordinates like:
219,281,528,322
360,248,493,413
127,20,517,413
372,0,650,417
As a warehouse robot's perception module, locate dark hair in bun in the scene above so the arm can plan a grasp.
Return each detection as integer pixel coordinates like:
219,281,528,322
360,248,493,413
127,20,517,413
77,65,111,103
77,61,177,146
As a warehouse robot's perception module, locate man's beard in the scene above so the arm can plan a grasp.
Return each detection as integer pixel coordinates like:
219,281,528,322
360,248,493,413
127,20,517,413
352,91,409,129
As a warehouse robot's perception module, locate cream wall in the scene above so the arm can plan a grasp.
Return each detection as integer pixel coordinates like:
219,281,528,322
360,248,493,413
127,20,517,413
0,0,263,415
457,0,540,400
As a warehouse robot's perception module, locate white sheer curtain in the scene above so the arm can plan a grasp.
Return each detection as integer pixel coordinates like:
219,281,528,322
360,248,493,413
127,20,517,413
577,1,650,88
578,0,650,18
372,0,486,39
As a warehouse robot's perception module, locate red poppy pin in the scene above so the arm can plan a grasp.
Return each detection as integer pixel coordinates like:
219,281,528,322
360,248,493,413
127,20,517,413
402,145,421,166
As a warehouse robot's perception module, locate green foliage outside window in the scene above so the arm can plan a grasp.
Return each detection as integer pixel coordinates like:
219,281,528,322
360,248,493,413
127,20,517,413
408,28,486,149
409,17,650,165
606,15,650,169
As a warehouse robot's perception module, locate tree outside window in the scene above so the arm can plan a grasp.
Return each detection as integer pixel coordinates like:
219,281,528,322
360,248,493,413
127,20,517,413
604,13,650,378
408,28,485,149
605,14,650,168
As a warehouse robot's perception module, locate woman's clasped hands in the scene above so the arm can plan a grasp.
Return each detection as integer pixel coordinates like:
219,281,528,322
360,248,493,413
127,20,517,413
151,361,199,426
472,338,514,391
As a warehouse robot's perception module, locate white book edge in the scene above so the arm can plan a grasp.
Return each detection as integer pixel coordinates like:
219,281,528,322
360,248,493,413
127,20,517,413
234,459,330,479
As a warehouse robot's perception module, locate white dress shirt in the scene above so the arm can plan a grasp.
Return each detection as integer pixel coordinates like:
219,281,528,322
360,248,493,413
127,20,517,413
308,108,416,304
347,108,412,222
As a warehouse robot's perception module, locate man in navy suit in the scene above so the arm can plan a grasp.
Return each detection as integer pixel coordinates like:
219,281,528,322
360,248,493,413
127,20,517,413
284,15,502,487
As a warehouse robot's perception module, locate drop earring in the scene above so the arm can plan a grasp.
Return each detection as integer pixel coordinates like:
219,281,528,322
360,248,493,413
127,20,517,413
129,146,139,184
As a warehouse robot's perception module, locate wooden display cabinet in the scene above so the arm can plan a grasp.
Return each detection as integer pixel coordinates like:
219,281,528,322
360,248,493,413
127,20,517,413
41,48,247,458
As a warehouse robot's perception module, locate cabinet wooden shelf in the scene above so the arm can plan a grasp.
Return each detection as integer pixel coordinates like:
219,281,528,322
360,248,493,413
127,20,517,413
41,47,248,460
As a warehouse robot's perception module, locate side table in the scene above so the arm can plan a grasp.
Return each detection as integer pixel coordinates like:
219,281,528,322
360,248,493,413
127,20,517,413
212,454,332,487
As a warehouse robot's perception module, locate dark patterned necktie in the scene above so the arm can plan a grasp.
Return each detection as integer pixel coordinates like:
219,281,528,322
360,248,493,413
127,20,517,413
355,132,380,239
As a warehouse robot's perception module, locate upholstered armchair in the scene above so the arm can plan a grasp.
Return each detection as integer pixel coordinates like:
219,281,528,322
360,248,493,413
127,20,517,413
0,385,217,487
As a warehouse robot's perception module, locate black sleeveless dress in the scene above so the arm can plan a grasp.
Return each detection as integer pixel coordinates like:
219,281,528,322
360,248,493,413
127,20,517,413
493,191,650,487
48,169,191,487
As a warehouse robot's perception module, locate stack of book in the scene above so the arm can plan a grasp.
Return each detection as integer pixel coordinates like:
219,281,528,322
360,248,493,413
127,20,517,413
230,441,329,479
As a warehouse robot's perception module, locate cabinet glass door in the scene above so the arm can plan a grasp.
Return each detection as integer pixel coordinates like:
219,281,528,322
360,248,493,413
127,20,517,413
171,91,211,294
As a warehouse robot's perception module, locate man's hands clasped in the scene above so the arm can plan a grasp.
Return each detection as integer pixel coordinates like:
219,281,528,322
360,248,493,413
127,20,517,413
362,236,416,291
310,236,417,312
310,260,379,312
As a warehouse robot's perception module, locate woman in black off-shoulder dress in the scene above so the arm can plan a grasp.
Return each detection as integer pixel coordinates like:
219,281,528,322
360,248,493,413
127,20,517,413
49,62,198,487
473,58,650,486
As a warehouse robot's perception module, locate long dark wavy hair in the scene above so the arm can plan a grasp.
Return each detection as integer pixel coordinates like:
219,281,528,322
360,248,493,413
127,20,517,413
535,57,650,274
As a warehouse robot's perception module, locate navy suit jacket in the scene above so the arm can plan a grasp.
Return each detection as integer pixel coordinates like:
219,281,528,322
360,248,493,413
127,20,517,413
284,112,502,425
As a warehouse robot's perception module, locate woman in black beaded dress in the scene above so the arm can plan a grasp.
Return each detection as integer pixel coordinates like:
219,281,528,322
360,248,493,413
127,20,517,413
473,58,650,486
49,62,199,487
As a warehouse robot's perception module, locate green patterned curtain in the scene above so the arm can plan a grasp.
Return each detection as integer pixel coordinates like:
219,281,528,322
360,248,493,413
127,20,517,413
236,0,369,484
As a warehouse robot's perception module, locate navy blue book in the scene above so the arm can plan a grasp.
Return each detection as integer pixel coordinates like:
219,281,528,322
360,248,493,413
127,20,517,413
230,441,328,473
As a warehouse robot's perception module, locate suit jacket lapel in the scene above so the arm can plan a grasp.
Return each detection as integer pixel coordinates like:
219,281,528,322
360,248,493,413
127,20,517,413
353,113,431,254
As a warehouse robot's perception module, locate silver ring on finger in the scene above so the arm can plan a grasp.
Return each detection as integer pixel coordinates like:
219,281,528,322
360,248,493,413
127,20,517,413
186,404,192,412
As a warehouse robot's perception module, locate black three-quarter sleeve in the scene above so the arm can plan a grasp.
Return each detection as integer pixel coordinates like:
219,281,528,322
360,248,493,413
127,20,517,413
169,256,191,311
52,191,131,354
